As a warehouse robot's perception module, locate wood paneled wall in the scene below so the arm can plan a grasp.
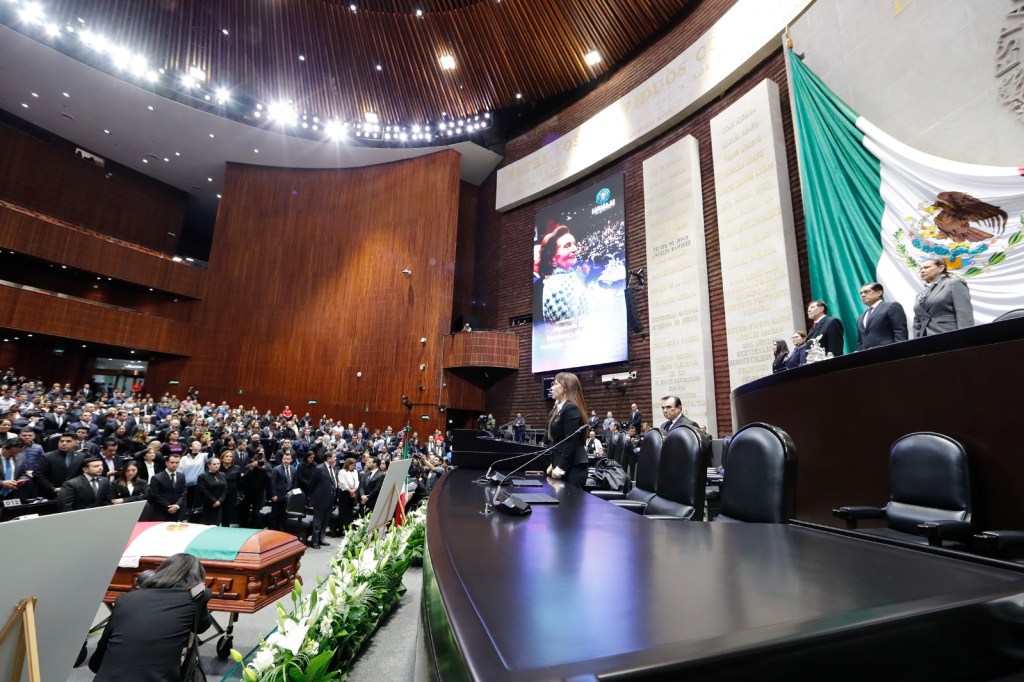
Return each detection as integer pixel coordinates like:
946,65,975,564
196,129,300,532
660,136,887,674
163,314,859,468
443,332,518,369
0,122,186,254
0,282,194,355
477,6,809,438
145,152,462,430
0,202,206,299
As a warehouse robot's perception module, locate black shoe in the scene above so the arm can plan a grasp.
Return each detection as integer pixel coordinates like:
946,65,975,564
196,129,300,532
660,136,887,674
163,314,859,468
320,541,331,547
309,543,321,549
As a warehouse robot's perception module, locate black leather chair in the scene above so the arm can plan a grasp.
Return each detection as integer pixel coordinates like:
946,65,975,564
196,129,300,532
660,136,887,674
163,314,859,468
605,431,628,467
833,432,972,546
714,422,796,523
282,490,312,540
593,428,662,504
705,437,730,520
616,426,707,520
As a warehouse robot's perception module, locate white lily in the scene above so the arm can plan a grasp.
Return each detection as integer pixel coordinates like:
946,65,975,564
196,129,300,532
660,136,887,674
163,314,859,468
266,616,310,655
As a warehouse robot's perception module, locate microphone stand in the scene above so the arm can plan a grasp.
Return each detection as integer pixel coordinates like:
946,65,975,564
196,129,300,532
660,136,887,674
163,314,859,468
480,424,586,516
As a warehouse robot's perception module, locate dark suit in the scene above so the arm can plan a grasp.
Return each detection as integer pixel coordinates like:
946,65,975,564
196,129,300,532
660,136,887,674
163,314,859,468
856,300,909,350
806,314,845,357
662,414,700,433
33,449,86,498
360,469,385,511
269,462,296,529
143,470,186,521
41,412,68,437
547,402,588,487
56,474,114,511
308,463,337,545
628,410,643,431
1,454,30,500
91,586,211,682
912,275,974,338
782,345,807,370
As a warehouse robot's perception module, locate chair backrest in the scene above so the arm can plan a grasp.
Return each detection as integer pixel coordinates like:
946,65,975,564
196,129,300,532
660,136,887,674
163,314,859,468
626,428,663,503
716,423,796,523
607,432,627,465
885,432,971,534
710,437,730,469
993,308,1024,322
644,426,707,519
286,490,308,515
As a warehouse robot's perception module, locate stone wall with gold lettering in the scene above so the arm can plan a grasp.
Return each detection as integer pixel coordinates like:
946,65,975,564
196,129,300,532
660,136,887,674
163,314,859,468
643,136,716,430
711,79,803,403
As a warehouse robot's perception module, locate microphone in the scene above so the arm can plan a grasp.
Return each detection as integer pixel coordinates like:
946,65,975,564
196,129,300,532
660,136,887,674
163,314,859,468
479,424,584,485
483,424,587,516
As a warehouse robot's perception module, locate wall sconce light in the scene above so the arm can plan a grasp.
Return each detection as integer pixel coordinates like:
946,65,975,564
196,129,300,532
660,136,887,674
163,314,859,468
420,337,427,344
402,268,412,276
419,364,426,370
356,371,362,378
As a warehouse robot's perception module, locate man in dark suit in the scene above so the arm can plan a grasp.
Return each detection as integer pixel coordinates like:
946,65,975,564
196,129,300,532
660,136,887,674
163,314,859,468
268,452,296,530
360,457,385,511
33,433,87,499
96,440,125,480
856,282,908,351
805,299,845,358
1,437,31,501
307,452,338,548
628,403,643,433
69,410,100,439
41,403,69,437
56,456,115,512
659,396,700,433
144,453,186,521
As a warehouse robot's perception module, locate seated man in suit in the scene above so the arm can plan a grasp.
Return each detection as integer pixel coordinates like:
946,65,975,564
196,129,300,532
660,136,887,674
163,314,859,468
57,456,115,512
856,282,908,351
144,454,186,521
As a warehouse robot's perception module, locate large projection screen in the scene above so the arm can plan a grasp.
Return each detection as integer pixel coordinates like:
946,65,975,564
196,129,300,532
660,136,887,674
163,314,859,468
532,174,628,373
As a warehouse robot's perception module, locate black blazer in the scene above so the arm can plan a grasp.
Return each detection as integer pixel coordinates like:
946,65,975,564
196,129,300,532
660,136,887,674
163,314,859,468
806,315,845,357
33,449,87,498
143,470,186,521
114,478,149,503
782,345,807,369
91,586,212,682
56,474,114,512
856,300,909,351
360,469,385,510
547,403,588,472
307,463,338,509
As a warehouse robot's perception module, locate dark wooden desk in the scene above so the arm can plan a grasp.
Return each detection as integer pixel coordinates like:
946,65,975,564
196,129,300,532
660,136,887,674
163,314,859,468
418,469,1024,681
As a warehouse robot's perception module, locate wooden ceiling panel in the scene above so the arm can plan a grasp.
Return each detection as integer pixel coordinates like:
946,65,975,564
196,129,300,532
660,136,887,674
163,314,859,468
45,0,693,126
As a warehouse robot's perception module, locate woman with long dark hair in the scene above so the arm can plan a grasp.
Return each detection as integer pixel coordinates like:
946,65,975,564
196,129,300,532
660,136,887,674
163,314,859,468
771,339,789,373
194,457,226,525
90,553,211,681
545,372,590,488
112,461,148,503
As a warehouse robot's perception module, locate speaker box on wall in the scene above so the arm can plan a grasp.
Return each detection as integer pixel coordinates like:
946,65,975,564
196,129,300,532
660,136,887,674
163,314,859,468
624,287,644,334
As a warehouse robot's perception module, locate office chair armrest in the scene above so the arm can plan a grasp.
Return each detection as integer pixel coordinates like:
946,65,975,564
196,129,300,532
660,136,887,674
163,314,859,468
972,530,1024,552
611,499,647,514
591,490,627,501
917,520,972,546
832,506,885,529
642,515,693,521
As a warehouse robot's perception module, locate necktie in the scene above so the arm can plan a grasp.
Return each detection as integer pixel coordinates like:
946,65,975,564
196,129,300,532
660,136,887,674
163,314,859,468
91,477,99,496
170,472,176,487
864,306,873,326
2,458,11,497
65,453,72,469
286,467,292,485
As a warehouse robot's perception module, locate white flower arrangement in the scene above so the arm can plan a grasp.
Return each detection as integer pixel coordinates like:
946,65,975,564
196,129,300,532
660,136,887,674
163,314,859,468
234,506,427,682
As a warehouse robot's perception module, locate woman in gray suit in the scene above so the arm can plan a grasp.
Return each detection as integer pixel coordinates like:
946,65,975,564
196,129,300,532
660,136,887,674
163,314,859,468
912,257,974,337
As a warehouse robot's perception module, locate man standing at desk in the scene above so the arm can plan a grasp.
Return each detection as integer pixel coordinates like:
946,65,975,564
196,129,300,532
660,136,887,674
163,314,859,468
805,300,845,358
856,282,908,351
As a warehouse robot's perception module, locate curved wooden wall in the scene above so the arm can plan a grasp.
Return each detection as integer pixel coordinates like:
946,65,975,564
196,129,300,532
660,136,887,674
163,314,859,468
443,332,518,369
145,152,462,429
0,282,193,355
0,122,186,254
0,201,205,299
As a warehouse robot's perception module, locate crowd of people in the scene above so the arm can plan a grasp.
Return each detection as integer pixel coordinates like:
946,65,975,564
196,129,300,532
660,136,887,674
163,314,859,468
771,259,976,372
0,373,451,547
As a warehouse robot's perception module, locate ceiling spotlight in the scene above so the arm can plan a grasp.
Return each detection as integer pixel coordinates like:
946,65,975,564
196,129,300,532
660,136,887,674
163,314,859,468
416,9,424,17
349,4,357,11
188,66,207,82
215,88,230,104
267,101,298,126
324,120,345,140
365,111,379,124
222,28,229,35
584,50,602,66
515,92,523,99
19,3,45,25
375,64,382,71
180,76,196,89
44,23,60,37
439,54,456,70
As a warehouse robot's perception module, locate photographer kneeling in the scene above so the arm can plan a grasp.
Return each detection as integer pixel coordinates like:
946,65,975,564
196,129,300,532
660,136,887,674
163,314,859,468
90,553,212,681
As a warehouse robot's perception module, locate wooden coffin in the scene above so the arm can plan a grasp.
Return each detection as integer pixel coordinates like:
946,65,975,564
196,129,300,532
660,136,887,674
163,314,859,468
104,525,306,614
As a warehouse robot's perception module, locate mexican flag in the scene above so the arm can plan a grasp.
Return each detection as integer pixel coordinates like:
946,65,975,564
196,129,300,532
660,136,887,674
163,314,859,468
788,50,1024,352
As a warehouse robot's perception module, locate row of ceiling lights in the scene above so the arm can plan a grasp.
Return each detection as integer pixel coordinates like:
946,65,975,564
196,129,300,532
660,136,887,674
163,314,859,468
1,0,540,146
